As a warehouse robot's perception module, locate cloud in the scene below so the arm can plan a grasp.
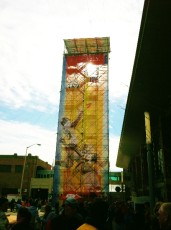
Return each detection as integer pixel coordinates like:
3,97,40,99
0,0,143,110
0,119,56,165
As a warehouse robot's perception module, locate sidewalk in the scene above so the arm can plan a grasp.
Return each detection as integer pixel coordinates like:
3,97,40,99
6,209,44,225
6,211,17,225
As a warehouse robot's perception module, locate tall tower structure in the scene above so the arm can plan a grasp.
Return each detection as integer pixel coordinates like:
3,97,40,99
53,37,110,200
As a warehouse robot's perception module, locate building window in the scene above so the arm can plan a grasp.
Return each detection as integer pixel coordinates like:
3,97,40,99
15,165,22,173
0,165,11,172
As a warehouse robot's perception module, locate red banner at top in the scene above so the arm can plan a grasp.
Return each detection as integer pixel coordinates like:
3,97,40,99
66,54,105,66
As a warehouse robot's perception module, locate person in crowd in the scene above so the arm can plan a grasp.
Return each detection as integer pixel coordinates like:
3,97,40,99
11,207,34,230
134,203,145,230
25,199,31,207
113,201,126,230
123,202,136,230
0,197,10,230
9,199,15,212
47,197,84,230
151,201,163,230
41,204,56,230
158,202,171,230
15,200,22,212
76,197,109,230
144,202,151,230
37,200,42,211
27,199,40,229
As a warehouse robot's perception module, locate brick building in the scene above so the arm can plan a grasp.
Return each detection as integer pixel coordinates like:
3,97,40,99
0,154,52,199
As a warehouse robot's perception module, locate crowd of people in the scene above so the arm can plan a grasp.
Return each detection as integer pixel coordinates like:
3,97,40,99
0,196,171,230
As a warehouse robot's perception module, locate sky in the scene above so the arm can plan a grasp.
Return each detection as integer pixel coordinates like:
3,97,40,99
0,0,144,171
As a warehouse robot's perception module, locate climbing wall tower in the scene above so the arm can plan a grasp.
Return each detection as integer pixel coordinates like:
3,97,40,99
53,37,110,199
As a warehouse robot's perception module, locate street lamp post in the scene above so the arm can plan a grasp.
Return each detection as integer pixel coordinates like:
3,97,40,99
19,143,41,197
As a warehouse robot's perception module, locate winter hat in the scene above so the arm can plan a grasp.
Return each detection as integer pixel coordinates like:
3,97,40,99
64,197,78,208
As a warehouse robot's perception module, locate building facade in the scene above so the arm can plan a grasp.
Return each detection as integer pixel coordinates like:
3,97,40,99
0,154,51,199
116,0,171,208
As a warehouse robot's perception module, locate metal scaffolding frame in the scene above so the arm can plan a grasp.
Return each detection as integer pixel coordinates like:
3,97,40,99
53,37,110,201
